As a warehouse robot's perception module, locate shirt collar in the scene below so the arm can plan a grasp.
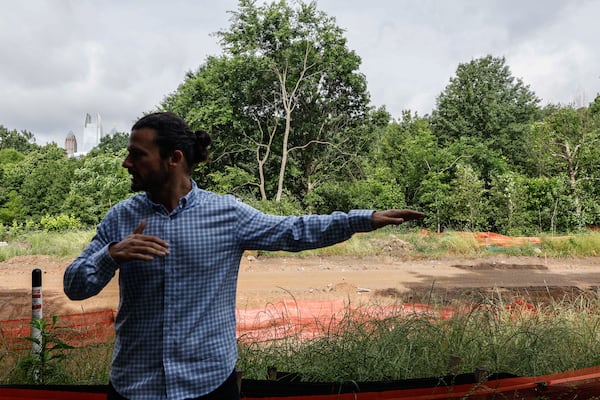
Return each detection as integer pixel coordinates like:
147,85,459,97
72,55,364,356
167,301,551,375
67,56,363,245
144,179,199,215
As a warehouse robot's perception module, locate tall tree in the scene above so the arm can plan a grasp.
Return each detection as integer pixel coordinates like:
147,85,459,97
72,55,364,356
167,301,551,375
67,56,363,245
431,55,540,174
164,0,373,202
377,111,440,206
0,149,26,223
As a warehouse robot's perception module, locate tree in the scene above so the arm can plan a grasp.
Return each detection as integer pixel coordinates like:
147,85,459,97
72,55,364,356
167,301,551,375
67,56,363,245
0,125,38,153
531,105,600,228
87,132,129,156
444,163,488,231
18,144,79,218
431,55,539,173
164,0,374,202
0,148,27,222
377,111,440,207
63,150,131,225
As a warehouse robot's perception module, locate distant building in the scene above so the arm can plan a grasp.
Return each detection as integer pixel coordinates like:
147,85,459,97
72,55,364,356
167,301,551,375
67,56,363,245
81,113,104,154
65,131,77,156
65,112,106,157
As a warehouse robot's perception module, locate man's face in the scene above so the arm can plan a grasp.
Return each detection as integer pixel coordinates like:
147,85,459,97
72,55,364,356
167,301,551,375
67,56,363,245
122,128,169,193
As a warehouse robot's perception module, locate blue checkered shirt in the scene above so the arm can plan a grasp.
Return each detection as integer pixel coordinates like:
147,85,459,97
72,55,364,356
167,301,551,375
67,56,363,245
64,180,374,399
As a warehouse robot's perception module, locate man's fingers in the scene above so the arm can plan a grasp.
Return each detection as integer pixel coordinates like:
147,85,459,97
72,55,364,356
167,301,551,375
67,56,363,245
133,220,147,235
371,209,426,229
134,240,170,256
402,211,426,221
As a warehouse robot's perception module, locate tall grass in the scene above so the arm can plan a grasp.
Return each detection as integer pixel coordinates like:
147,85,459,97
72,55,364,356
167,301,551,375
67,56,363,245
237,293,600,381
541,232,600,257
0,230,94,262
1,341,112,385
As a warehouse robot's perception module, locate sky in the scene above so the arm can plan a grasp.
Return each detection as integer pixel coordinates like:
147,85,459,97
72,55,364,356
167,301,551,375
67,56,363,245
1,0,599,146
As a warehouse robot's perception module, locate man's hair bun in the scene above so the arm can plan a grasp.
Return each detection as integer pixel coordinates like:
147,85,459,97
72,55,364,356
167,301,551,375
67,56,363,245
193,130,211,163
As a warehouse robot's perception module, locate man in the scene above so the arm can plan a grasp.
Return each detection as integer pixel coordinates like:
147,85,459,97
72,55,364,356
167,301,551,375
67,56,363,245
64,112,425,400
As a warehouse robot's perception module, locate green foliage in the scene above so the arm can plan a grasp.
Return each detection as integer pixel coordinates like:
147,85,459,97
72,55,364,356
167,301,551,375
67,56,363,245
164,0,375,202
0,190,25,224
305,177,405,214
14,316,74,384
431,55,539,162
87,131,129,156
207,165,260,197
376,112,438,206
444,163,488,231
244,193,305,216
39,214,82,232
63,150,131,225
541,232,600,257
0,125,38,153
0,148,26,164
529,105,600,229
18,144,79,218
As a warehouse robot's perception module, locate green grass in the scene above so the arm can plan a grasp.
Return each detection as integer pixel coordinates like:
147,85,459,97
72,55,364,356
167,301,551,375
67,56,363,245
237,292,600,381
1,227,599,260
0,230,94,262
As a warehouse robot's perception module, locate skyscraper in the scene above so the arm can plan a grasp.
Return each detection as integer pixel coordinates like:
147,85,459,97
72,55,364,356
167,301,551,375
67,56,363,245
64,113,107,156
81,112,104,154
65,131,77,156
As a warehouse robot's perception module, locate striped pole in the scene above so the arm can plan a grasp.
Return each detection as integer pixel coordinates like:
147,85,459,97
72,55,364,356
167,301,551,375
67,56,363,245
31,268,42,355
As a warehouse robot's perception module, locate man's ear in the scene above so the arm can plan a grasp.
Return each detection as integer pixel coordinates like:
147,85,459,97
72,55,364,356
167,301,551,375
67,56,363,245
169,150,185,168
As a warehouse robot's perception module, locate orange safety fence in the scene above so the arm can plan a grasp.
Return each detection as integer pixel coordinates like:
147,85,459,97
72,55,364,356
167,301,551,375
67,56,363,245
461,231,542,247
235,299,458,342
235,298,535,342
0,310,116,349
1,299,537,348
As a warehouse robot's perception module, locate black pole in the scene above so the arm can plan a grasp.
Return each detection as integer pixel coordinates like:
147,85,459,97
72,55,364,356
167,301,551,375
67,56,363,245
32,268,42,288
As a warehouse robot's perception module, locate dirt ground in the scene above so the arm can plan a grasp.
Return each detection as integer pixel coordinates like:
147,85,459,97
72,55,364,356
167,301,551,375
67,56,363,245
1,252,600,321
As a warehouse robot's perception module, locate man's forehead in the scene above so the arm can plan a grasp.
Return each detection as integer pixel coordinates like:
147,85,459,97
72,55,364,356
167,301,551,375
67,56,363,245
128,128,157,149
130,127,157,138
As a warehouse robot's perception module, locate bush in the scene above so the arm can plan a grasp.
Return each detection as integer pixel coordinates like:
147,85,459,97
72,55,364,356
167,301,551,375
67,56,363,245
39,214,82,232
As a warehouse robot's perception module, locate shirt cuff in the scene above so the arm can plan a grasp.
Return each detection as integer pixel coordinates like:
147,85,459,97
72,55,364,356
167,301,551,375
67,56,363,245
96,243,120,276
348,209,375,232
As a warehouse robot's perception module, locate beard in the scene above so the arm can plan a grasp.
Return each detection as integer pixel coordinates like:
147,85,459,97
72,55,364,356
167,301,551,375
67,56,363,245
129,164,170,193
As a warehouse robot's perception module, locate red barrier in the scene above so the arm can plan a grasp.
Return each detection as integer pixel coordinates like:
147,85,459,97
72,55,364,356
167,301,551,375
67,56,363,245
2,366,600,399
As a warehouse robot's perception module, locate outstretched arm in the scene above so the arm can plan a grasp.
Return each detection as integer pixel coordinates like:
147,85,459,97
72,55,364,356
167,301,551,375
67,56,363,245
371,209,426,229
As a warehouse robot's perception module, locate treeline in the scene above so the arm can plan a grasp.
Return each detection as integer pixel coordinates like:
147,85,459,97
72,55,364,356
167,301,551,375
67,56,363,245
1,0,599,236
